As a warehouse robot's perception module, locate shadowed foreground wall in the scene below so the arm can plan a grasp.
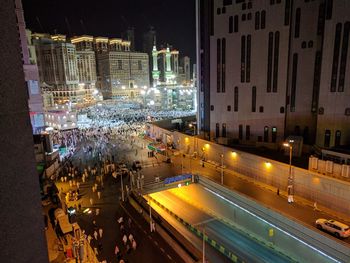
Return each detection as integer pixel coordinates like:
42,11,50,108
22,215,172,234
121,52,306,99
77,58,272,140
0,0,48,262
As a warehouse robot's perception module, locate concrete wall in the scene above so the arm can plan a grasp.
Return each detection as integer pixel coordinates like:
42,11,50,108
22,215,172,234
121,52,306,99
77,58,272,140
0,1,48,261
149,124,350,216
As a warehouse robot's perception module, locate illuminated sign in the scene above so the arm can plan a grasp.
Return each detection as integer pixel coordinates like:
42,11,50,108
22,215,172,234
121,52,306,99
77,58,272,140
164,174,192,185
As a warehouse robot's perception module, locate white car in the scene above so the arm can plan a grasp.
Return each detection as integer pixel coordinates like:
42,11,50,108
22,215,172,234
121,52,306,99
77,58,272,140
316,218,350,238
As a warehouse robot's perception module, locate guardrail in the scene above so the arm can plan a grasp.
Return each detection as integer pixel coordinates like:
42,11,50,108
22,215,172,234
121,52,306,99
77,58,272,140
198,175,350,263
147,195,245,262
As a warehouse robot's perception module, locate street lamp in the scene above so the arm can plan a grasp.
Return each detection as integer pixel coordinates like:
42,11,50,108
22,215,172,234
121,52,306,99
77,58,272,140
220,153,224,185
283,140,294,203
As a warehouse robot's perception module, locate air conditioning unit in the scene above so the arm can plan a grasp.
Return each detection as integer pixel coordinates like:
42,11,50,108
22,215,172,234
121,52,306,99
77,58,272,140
341,165,350,178
326,160,333,173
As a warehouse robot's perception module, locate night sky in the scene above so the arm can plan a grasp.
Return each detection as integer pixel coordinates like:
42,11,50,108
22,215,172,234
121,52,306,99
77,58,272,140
22,0,196,61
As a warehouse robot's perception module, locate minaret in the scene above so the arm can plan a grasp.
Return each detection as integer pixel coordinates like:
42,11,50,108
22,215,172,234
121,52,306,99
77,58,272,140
151,41,160,87
165,46,173,83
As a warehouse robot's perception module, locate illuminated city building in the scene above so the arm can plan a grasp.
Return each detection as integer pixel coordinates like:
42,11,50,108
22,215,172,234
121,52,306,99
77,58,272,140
197,0,350,148
15,0,44,133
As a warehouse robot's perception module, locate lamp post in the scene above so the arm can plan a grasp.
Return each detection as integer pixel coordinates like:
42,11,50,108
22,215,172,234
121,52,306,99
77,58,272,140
220,153,224,185
120,173,125,202
283,140,294,203
189,123,197,157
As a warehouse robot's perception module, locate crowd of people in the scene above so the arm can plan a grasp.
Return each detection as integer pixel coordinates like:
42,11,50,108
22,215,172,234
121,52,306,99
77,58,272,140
47,101,192,262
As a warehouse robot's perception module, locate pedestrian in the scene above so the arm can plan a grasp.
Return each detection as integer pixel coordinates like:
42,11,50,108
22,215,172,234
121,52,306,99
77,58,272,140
122,234,127,245
128,217,132,228
99,228,103,238
132,239,137,250
128,233,133,243
313,202,318,211
97,191,101,200
277,188,280,195
94,230,98,240
114,244,120,257
94,247,98,255
90,198,94,206
96,208,100,216
87,235,92,244
76,182,80,189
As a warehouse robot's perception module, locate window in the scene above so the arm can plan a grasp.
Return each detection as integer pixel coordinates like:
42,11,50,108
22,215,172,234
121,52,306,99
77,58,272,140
345,108,350,116
227,105,231,111
338,22,350,92
291,53,298,111
272,127,277,143
217,38,221,92
312,51,322,113
324,129,331,148
301,41,306,49
325,0,333,20
267,32,273,92
246,125,250,140
242,3,246,10
117,60,122,70
261,10,266,29
234,15,239,32
241,36,246,82
335,130,341,147
242,14,246,21
308,41,313,48
216,123,220,138
223,0,233,5
222,123,227,138
273,31,280,92
295,8,301,38
318,107,324,115
222,38,226,92
138,60,142,70
210,105,214,111
317,3,325,35
331,23,342,92
252,86,256,112
259,106,264,112
222,7,226,14
270,0,275,4
285,0,291,26
255,12,260,30
229,16,233,33
264,126,269,142
246,35,251,82
248,2,252,9
280,106,284,113
239,125,243,140
247,13,252,20
217,8,221,15
234,87,239,111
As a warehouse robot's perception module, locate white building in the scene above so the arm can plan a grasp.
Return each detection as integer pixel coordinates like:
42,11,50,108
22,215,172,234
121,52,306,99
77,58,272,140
197,0,350,148
44,105,77,130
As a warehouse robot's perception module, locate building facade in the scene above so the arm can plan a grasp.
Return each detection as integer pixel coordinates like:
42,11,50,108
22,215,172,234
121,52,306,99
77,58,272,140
71,36,98,104
197,0,350,148
15,0,44,133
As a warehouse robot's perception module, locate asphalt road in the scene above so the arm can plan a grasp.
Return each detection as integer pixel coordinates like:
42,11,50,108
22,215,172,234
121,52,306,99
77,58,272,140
150,188,293,263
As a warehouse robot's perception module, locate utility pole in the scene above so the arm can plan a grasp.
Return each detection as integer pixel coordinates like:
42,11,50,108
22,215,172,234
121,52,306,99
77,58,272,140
220,153,224,185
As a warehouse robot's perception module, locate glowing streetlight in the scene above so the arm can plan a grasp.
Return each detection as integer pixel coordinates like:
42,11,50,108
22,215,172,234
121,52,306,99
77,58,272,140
283,140,294,203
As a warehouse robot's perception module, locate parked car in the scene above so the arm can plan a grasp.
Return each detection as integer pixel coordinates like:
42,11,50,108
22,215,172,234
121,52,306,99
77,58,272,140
316,218,350,238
